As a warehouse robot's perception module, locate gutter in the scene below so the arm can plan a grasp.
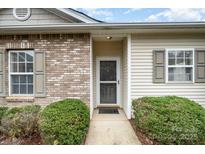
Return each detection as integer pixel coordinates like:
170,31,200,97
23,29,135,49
0,22,205,34
1,22,205,29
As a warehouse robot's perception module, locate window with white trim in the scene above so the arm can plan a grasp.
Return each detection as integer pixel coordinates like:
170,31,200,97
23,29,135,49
9,51,34,95
167,49,194,82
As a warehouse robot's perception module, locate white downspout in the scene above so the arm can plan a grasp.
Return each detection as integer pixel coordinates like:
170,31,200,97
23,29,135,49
127,34,132,119
89,34,93,119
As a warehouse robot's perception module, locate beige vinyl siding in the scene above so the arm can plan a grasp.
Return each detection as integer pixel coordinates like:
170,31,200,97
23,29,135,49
131,34,205,106
93,41,123,107
0,8,69,25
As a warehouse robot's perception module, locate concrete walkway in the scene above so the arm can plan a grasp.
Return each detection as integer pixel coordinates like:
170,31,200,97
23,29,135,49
85,109,141,145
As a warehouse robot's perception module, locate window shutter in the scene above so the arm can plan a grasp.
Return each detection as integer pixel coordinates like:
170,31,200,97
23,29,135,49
153,49,165,83
195,49,205,83
35,51,46,97
0,49,5,96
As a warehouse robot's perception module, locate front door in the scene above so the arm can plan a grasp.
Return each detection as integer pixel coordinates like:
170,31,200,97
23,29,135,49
97,57,120,105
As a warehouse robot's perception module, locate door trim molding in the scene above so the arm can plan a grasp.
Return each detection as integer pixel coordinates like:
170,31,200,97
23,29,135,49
96,56,121,107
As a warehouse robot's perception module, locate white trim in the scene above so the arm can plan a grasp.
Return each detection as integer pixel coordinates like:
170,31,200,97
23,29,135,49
8,50,34,96
89,34,93,119
2,23,205,34
96,56,121,106
56,8,99,23
99,81,118,83
165,48,195,84
92,34,128,38
127,34,132,119
2,22,205,29
8,51,10,96
193,49,195,83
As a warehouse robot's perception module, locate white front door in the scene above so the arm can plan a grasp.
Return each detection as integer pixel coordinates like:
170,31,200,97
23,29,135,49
96,57,120,105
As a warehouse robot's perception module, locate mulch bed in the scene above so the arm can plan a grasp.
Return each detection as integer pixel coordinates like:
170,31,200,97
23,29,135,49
0,132,42,145
129,119,157,145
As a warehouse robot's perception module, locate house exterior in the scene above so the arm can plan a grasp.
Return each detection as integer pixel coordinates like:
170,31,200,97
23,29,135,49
0,8,205,119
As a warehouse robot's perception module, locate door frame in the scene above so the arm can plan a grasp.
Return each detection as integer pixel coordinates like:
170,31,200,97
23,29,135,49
96,56,121,106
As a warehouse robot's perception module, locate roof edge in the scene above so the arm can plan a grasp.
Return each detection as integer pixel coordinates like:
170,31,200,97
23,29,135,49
1,22,205,34
1,22,205,28
68,8,103,23
56,8,101,23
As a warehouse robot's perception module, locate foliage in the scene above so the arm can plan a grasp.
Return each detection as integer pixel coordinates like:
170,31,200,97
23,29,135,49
132,96,205,144
0,105,41,139
0,107,8,122
39,99,90,145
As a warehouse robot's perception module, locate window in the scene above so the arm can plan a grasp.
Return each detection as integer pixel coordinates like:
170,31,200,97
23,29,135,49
167,49,194,82
9,51,34,95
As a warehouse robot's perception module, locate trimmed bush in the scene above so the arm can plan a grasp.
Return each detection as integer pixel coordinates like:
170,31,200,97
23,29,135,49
0,105,41,139
132,96,205,144
0,107,8,122
39,99,89,145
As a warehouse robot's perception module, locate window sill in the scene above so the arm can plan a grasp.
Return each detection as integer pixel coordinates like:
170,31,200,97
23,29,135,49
166,81,194,84
5,96,34,102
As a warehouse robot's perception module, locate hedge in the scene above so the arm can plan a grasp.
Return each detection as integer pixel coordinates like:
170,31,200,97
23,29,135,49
39,99,90,145
132,96,205,144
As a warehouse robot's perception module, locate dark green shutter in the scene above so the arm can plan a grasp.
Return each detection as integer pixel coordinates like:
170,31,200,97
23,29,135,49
195,49,205,83
153,49,165,83
35,51,46,97
0,49,5,96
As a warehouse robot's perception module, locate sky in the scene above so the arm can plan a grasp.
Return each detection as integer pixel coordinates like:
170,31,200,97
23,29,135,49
76,8,205,22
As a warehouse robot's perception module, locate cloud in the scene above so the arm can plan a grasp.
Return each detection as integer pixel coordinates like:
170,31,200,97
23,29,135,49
78,8,114,22
80,8,113,17
76,8,205,23
145,8,205,22
105,16,113,21
124,8,142,14
146,14,160,22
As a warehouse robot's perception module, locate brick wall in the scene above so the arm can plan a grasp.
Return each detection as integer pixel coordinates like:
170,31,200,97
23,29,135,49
0,34,91,107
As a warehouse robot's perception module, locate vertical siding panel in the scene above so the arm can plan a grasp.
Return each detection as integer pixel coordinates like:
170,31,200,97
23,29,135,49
35,51,45,97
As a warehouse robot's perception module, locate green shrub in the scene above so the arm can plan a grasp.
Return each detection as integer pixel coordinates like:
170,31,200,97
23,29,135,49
132,96,205,144
0,107,8,122
39,99,90,145
0,105,41,139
